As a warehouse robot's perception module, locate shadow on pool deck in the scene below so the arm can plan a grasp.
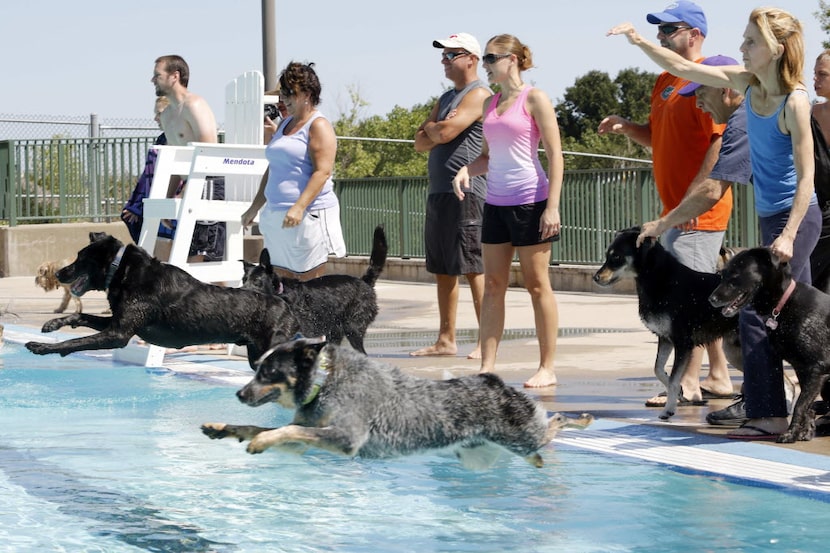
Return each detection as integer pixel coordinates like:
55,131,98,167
3,275,830,458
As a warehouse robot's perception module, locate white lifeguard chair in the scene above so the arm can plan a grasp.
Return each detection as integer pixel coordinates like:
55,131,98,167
114,71,273,366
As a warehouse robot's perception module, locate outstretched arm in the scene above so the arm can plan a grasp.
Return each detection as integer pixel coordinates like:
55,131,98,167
606,23,752,92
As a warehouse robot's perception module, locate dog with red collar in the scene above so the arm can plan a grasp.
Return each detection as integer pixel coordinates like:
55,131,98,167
709,247,830,443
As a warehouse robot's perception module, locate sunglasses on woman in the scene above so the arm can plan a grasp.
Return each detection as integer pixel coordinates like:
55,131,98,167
482,53,511,64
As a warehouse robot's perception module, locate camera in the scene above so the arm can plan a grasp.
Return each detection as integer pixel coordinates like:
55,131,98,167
264,103,279,121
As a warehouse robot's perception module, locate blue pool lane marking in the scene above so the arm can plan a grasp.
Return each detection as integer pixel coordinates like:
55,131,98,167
7,324,830,500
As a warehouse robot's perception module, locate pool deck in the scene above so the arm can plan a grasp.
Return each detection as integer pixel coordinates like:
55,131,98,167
4,275,830,498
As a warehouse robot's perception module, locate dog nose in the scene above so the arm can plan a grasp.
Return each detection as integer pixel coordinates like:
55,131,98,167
236,388,248,402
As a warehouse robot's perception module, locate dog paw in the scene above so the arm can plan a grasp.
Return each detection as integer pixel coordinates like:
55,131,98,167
246,438,268,455
201,423,233,440
41,319,66,333
777,431,797,444
659,409,675,420
25,341,52,355
570,413,594,428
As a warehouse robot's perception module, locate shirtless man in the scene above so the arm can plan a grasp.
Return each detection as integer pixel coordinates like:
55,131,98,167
151,54,225,263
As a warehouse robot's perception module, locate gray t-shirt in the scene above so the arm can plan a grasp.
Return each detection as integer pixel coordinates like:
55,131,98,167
427,80,488,197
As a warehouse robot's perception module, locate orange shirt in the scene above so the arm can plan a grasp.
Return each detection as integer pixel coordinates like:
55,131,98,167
649,70,732,231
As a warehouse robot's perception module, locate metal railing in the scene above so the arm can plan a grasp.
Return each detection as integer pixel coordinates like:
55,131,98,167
335,172,758,263
1,137,758,264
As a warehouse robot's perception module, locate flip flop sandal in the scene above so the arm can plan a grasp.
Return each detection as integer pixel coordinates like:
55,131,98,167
644,391,708,407
726,424,781,441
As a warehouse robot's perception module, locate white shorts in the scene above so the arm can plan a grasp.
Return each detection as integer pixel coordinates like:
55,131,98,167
259,204,347,274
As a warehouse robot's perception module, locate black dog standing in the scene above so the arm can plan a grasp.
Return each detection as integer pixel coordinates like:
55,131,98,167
241,225,387,354
710,247,830,442
593,227,741,420
25,233,299,370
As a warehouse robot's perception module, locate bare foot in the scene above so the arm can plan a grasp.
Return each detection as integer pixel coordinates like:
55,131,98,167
700,379,734,397
208,343,228,351
166,345,199,354
524,368,558,388
466,345,482,360
410,343,457,357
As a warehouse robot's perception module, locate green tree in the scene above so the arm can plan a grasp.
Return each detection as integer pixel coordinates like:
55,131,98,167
817,0,830,49
555,67,656,169
556,70,619,141
334,87,433,178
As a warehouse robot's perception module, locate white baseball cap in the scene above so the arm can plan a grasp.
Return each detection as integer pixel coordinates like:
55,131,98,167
432,33,481,58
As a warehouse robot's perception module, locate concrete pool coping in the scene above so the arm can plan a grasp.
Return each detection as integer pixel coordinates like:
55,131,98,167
3,276,830,499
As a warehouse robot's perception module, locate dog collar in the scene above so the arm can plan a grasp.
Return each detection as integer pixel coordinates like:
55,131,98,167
302,384,321,405
765,279,796,330
104,246,126,290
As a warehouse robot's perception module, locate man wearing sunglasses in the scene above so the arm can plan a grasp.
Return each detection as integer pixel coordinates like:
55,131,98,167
598,1,733,407
412,33,491,358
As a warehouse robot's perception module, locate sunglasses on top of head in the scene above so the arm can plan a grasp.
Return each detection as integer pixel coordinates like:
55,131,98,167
441,51,470,61
482,53,511,64
658,24,692,35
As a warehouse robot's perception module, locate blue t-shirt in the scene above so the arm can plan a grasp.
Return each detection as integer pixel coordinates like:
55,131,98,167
709,103,751,185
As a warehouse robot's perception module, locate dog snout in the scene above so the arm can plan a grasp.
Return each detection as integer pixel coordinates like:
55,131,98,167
708,285,725,307
593,266,614,286
236,386,251,403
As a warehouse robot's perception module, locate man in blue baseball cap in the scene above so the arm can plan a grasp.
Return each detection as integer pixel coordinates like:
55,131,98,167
599,2,732,409
647,0,708,37
638,54,754,423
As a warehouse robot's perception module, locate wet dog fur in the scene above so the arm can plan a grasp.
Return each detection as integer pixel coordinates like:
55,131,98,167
593,227,741,420
709,247,830,443
202,336,593,469
35,258,82,313
25,232,299,369
241,225,387,354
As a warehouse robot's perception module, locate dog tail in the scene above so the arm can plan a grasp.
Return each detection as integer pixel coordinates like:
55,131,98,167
362,225,388,287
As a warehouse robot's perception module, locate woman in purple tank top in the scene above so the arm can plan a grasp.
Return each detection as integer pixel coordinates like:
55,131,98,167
452,34,565,388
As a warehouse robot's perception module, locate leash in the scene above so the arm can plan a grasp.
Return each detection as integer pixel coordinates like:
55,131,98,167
104,246,126,290
765,279,796,330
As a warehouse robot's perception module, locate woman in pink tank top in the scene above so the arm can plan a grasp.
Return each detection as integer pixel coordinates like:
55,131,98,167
452,34,565,388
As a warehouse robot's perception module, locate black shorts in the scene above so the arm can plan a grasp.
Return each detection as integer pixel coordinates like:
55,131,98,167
481,200,558,246
424,193,483,275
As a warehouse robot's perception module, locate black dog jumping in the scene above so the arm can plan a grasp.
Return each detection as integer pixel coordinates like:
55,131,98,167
25,233,298,368
709,247,830,443
242,224,387,354
593,227,740,420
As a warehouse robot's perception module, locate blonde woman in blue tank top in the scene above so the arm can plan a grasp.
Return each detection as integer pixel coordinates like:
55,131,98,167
608,8,821,439
453,34,565,388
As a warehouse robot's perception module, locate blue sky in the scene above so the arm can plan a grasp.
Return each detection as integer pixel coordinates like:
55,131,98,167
1,1,824,125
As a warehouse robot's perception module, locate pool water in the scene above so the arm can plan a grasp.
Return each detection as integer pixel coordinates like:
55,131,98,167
1,342,829,552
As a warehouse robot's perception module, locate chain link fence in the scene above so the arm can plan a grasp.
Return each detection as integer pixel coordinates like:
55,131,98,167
0,114,165,140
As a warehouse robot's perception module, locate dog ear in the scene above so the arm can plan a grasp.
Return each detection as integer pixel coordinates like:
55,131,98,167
258,248,271,268
89,231,107,243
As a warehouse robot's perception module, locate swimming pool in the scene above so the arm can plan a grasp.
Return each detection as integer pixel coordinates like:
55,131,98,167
1,335,829,552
